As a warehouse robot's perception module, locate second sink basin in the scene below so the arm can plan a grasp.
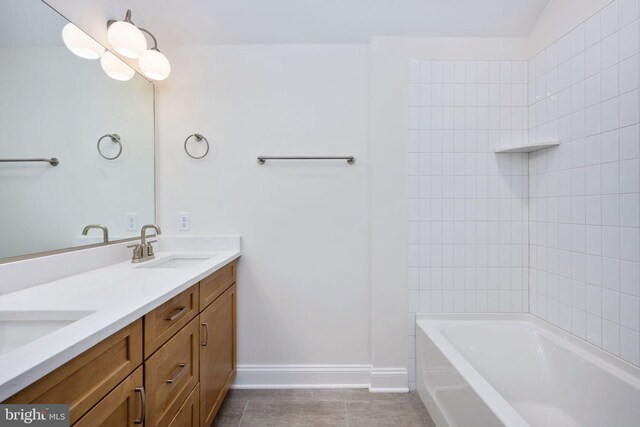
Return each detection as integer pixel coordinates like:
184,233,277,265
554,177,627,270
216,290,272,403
0,310,95,356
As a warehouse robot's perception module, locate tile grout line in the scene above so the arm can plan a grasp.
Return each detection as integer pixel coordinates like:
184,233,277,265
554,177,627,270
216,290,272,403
237,400,249,427
344,400,350,427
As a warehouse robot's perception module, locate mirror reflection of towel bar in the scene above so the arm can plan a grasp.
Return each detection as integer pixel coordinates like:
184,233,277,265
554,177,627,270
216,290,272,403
0,158,59,166
257,156,355,165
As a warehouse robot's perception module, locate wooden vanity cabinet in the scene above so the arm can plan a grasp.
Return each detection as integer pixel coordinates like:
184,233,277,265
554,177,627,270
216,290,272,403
143,260,237,427
199,284,236,427
74,366,144,427
4,258,238,427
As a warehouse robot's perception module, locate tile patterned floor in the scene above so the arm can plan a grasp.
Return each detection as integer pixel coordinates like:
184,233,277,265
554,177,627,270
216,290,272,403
212,389,436,427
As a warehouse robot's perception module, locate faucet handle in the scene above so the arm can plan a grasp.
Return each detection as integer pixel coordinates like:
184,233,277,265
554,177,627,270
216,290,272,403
128,243,144,262
146,241,157,257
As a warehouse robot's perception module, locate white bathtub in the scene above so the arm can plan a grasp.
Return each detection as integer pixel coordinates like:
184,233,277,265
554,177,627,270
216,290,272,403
416,314,640,427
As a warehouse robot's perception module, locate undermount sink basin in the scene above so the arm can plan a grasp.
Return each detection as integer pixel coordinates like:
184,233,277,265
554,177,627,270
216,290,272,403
137,255,213,269
0,310,95,356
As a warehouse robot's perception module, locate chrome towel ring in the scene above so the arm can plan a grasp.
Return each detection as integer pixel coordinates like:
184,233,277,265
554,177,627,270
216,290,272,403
97,134,122,160
184,133,209,159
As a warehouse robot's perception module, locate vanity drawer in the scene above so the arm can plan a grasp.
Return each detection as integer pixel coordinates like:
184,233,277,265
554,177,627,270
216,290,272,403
200,260,237,309
145,316,200,427
167,384,200,427
145,284,199,358
73,366,144,427
5,319,142,425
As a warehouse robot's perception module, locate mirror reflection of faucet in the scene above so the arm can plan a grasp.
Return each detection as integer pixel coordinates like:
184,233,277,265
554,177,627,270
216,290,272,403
82,224,109,243
128,224,162,263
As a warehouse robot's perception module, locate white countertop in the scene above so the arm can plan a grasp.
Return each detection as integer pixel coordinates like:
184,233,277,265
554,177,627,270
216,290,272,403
0,236,241,401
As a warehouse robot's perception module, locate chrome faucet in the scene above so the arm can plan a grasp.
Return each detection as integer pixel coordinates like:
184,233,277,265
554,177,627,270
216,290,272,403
129,224,161,263
82,224,109,243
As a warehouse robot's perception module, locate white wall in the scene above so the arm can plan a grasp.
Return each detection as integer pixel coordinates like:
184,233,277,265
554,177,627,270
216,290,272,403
528,0,640,366
529,0,613,55
0,46,154,259
155,44,373,386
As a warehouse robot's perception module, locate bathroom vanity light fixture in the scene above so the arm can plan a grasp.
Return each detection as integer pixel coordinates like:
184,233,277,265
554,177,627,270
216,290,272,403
107,10,146,59
100,51,135,81
61,23,105,59
107,10,171,81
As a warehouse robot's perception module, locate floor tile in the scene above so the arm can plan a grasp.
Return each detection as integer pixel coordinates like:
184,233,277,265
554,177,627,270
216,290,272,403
226,389,314,401
212,399,248,427
346,399,435,427
312,389,412,402
213,389,435,427
239,400,348,427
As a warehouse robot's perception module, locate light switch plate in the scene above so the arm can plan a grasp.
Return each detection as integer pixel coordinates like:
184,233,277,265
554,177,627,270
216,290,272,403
178,212,191,231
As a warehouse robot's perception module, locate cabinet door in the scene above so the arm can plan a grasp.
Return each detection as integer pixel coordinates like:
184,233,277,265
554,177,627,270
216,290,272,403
74,366,144,427
199,284,236,427
167,384,199,427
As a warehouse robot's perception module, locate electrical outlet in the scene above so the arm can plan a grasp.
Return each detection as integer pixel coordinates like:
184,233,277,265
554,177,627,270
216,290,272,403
178,212,191,231
126,213,138,231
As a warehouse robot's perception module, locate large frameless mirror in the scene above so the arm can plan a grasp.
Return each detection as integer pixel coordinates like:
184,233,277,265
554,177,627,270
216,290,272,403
0,0,155,262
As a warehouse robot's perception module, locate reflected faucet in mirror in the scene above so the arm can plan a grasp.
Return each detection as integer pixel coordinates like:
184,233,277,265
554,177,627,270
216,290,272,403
82,224,109,243
129,224,161,263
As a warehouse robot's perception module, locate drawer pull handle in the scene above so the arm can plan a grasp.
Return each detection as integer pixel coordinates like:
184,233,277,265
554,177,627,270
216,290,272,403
201,322,209,346
165,306,187,321
166,362,188,384
134,386,145,424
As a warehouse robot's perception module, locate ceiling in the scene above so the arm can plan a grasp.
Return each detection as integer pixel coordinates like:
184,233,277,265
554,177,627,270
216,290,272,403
45,0,550,46
135,0,550,44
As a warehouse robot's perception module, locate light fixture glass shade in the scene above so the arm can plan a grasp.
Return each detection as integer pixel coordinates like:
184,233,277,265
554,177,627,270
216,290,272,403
139,49,171,81
100,51,135,81
107,21,147,59
61,23,105,59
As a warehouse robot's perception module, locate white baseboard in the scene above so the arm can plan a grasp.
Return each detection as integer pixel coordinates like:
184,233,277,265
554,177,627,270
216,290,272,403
231,365,408,392
369,368,410,392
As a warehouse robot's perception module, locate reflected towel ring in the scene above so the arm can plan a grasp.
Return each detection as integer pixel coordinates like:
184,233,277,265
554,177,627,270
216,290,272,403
97,134,122,160
184,133,209,159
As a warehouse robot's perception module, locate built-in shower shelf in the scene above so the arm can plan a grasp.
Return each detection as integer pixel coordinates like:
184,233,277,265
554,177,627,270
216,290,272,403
494,141,560,153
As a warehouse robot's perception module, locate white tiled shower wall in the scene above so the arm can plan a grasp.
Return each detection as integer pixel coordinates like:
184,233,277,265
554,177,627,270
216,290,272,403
529,0,640,366
407,1,640,387
406,59,531,388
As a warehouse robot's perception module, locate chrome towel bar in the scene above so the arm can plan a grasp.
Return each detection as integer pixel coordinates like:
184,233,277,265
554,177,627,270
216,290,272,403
0,158,59,166
257,156,355,165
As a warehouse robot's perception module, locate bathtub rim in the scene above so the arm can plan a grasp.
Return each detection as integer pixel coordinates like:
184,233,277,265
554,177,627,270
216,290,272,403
416,313,640,427
416,313,528,426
